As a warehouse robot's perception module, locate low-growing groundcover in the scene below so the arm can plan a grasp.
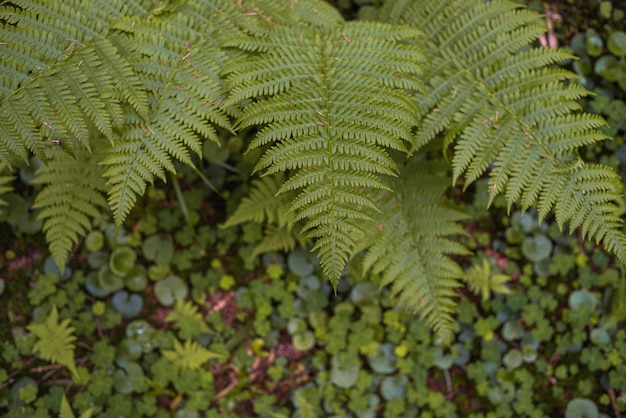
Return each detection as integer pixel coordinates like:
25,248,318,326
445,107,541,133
3,176,626,417
2,0,626,417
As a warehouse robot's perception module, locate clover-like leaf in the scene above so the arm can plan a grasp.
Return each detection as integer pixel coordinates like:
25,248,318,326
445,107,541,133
521,234,553,263
565,398,599,418
330,352,360,389
154,275,188,306
142,236,174,264
608,31,626,57
96,265,124,293
109,246,136,276
111,291,143,319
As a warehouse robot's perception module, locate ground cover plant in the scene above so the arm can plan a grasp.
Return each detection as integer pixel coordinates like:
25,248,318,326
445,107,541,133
1,0,626,416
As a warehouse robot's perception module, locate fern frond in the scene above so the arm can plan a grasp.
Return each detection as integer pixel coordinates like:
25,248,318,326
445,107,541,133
222,174,292,226
0,0,147,165
358,160,470,343
222,174,307,255
378,0,626,263
161,339,220,370
27,305,78,378
165,299,210,340
225,19,426,287
103,14,233,224
32,146,108,270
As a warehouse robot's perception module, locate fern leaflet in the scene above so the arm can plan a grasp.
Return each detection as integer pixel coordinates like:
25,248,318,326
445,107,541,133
32,146,109,270
27,305,78,378
358,160,470,342
161,339,220,370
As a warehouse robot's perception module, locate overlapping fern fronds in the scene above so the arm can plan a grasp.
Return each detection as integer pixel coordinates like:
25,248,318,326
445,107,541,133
103,12,234,223
0,0,240,266
224,16,426,287
357,160,470,342
377,0,626,263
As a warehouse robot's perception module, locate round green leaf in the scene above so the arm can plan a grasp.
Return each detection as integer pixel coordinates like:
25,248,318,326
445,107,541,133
503,349,523,369
124,266,148,291
109,246,136,276
85,230,105,252
380,375,407,401
293,331,316,351
502,320,524,341
350,282,378,305
96,265,124,293
585,30,604,57
568,290,597,311
595,55,620,81
85,272,110,298
287,248,315,277
287,318,307,335
142,235,174,264
367,343,396,374
154,275,188,306
111,291,143,318
521,234,553,262
565,398,599,418
434,348,454,370
607,31,626,57
330,354,360,388
113,362,143,395
589,328,610,346
118,338,143,362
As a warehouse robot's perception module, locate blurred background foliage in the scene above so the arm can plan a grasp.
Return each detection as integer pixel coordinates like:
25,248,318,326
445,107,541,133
2,0,626,417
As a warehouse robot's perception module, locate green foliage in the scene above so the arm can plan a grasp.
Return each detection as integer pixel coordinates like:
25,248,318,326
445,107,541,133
161,339,220,370
1,0,625,343
27,305,78,378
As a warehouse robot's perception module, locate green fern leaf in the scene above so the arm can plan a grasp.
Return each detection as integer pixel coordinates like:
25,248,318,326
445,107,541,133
225,18,426,287
358,160,470,343
60,394,93,418
27,305,78,378
378,0,626,264
0,1,147,165
32,146,108,270
161,339,220,370
103,15,233,225
222,174,292,226
165,299,210,340
223,174,308,256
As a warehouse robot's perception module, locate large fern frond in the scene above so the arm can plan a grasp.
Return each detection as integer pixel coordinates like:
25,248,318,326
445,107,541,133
27,305,78,378
377,0,626,263
357,160,470,342
103,8,235,224
0,0,148,165
32,146,108,270
224,17,426,287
